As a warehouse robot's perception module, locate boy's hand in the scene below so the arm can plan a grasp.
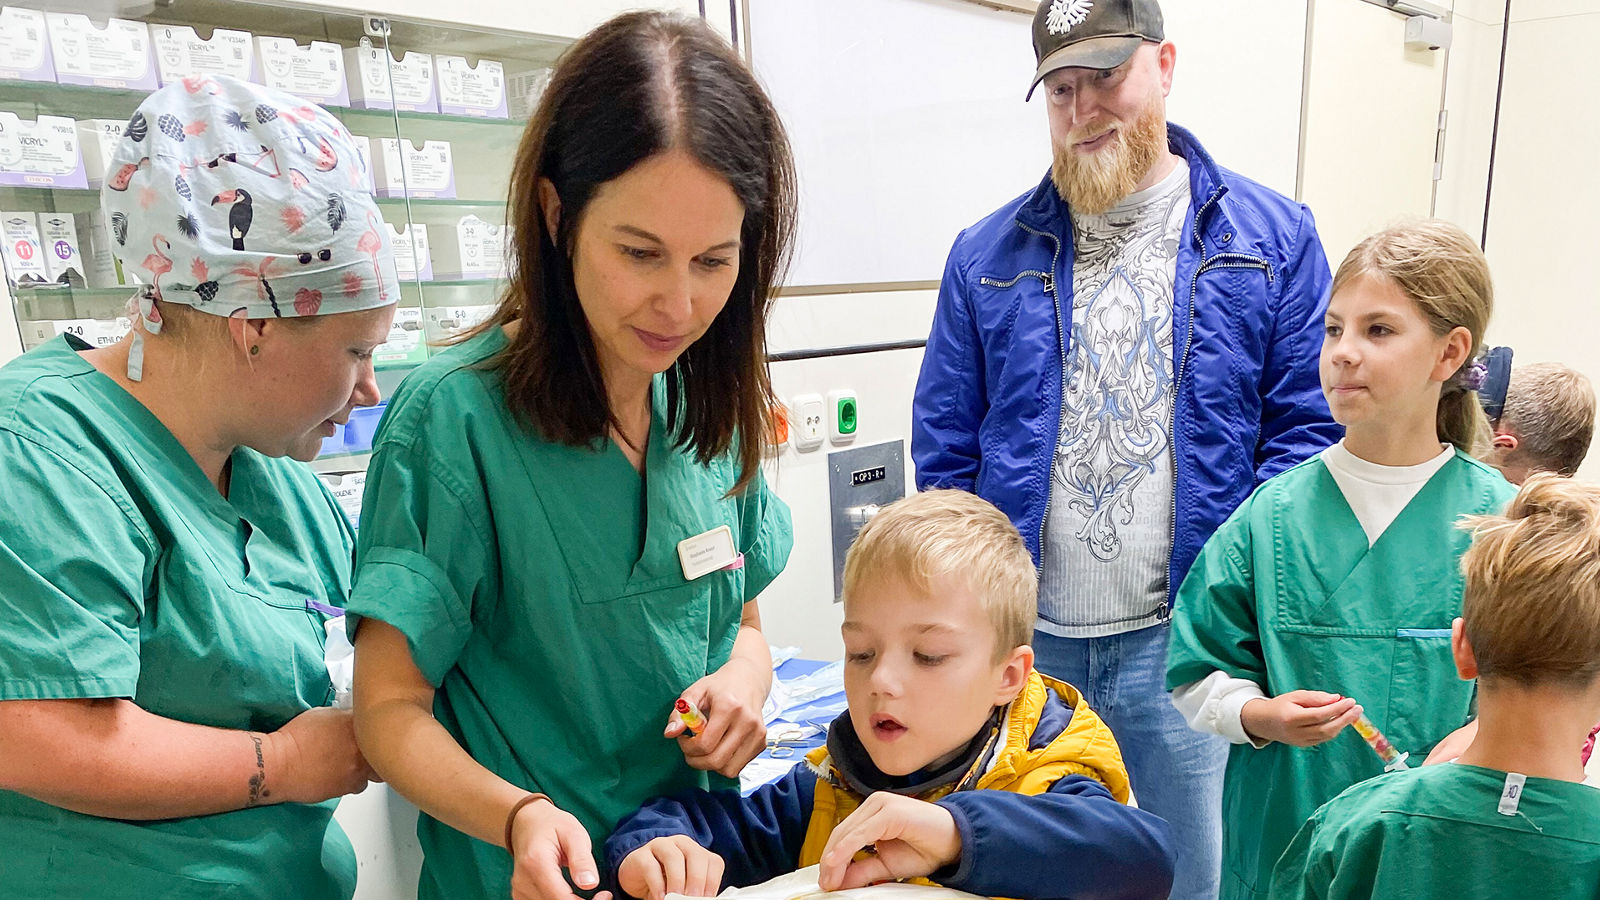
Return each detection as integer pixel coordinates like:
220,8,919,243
1424,718,1478,765
617,835,725,900
665,661,767,778
1241,691,1362,748
817,792,961,891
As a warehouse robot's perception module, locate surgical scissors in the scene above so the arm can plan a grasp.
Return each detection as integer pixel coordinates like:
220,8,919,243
765,724,820,758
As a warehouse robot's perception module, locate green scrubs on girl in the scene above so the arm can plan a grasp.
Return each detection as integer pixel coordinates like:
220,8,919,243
0,336,358,899
1166,451,1514,900
347,328,793,900
1271,763,1600,899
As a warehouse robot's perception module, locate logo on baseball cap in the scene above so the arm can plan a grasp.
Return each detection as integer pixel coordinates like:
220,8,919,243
1027,0,1164,100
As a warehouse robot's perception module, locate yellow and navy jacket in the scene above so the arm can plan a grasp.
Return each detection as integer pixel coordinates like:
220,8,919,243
604,673,1174,900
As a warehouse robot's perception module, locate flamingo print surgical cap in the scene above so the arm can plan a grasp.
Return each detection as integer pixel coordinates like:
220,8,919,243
101,74,398,379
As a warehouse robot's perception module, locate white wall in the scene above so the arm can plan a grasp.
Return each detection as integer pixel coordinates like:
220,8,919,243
745,0,1048,288
760,290,937,658
1474,0,1600,478
743,0,1311,288
1435,0,1508,241
1299,0,1451,266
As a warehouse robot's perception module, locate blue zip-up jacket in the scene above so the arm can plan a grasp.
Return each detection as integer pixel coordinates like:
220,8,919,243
604,674,1173,900
603,769,1163,900
912,125,1339,616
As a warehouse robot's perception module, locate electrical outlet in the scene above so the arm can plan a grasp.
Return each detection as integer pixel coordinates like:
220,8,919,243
828,389,858,443
790,394,825,451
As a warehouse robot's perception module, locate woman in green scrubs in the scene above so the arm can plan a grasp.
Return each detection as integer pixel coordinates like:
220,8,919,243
350,12,797,900
0,77,394,898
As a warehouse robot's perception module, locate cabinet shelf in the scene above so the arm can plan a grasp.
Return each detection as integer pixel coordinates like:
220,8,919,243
375,197,508,214
335,106,526,130
9,284,131,298
0,78,527,130
0,187,508,210
11,280,501,297
416,278,504,289
1,0,553,362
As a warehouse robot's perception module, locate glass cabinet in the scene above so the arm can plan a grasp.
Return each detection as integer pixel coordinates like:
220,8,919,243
0,1,569,444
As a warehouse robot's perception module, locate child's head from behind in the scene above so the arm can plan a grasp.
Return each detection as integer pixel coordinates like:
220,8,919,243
840,490,1036,776
1485,363,1596,482
1456,474,1600,701
1323,220,1493,455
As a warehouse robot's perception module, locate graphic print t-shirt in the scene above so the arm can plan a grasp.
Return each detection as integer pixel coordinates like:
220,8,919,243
1039,159,1189,638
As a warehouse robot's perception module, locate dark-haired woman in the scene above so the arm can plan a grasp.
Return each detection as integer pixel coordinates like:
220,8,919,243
349,12,796,900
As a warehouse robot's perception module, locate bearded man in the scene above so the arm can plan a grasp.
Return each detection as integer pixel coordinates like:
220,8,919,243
910,2,1338,896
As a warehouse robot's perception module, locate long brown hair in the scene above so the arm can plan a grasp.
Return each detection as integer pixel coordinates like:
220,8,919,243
468,11,796,493
1330,220,1493,454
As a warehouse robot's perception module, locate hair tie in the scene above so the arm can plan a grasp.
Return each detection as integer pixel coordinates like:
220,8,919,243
1451,357,1489,393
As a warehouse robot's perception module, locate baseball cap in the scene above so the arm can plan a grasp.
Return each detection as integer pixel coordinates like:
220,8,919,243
1027,0,1165,100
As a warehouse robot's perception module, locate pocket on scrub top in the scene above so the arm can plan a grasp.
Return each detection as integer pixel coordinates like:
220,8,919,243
1386,627,1468,752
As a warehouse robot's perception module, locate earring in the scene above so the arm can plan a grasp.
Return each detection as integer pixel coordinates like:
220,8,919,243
250,345,259,355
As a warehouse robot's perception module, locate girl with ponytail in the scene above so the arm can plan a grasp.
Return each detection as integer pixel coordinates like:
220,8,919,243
1166,220,1519,897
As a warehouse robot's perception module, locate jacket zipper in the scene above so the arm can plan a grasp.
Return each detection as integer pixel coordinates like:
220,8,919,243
1163,233,1271,622
979,270,1052,290
1163,268,1198,625
1198,254,1275,282
1012,220,1066,578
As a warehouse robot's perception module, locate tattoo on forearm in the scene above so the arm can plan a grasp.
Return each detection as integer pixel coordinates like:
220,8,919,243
247,734,269,807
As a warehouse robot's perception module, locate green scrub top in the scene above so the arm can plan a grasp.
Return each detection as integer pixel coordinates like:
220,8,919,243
0,336,358,899
1271,763,1600,899
347,328,794,900
1165,451,1515,900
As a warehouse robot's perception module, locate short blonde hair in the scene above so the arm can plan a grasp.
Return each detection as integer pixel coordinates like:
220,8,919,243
1331,219,1493,455
842,489,1036,658
1500,362,1596,477
1458,473,1600,687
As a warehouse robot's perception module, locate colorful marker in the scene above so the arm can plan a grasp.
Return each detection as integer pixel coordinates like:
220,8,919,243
675,698,707,737
1351,712,1410,772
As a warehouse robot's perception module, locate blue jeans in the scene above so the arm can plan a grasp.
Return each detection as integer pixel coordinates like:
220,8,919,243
1033,624,1225,900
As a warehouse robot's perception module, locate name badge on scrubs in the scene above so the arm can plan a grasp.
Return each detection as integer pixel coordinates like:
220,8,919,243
678,525,738,581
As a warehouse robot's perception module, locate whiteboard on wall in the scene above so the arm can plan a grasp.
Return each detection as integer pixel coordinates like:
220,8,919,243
746,0,1307,288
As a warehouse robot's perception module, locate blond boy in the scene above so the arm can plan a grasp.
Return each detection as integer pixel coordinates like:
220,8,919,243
604,490,1174,900
1483,362,1596,482
1271,474,1600,899
1431,362,1598,765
